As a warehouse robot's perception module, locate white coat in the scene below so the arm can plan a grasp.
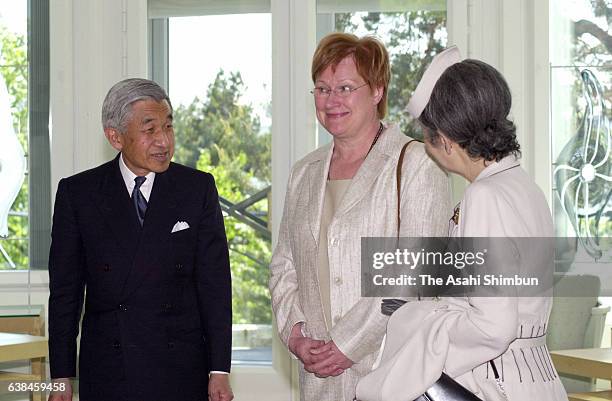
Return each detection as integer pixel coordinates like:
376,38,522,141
356,156,569,401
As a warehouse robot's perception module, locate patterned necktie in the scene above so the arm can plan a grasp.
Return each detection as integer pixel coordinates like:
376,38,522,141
132,176,147,226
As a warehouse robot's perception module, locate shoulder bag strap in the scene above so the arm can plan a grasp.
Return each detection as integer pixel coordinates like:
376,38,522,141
396,139,419,235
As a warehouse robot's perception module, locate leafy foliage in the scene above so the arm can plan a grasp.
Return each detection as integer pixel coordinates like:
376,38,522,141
174,71,272,324
573,0,612,66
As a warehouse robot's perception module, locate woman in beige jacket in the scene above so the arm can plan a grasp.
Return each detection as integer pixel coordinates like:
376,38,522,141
356,49,568,401
269,33,450,401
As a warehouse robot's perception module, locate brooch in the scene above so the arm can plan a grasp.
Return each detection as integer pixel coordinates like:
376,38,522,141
451,205,460,225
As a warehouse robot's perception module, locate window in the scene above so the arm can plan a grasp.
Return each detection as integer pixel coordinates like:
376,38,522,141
0,2,28,270
152,11,273,364
0,0,50,272
550,0,611,264
549,0,611,345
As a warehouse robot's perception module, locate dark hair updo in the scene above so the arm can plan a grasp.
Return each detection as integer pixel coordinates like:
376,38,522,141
419,59,520,162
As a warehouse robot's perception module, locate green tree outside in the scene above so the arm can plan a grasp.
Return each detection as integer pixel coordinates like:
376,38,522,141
173,71,272,324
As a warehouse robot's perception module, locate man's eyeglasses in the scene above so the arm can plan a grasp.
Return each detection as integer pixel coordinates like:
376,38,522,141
310,83,369,98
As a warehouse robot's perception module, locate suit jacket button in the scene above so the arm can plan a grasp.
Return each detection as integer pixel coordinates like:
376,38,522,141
167,342,175,349
175,263,183,271
103,264,110,272
113,341,121,349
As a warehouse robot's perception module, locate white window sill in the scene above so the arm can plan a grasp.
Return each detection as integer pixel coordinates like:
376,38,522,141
0,269,49,290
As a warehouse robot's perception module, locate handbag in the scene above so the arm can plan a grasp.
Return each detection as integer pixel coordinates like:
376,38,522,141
382,140,483,401
414,373,483,401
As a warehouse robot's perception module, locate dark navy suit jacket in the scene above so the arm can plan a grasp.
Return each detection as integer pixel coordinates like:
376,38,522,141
48,155,232,401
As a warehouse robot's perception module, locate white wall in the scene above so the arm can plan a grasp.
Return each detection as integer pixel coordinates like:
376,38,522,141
50,0,149,198
465,0,551,202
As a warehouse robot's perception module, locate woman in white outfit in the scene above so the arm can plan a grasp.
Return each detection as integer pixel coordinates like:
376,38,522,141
356,48,568,401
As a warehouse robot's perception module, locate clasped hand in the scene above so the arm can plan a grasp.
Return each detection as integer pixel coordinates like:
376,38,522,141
288,327,353,377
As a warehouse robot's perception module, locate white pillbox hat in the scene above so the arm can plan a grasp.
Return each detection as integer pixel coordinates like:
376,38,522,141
405,46,462,118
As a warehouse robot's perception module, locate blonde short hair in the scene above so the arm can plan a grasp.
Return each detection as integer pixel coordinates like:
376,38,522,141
311,32,390,119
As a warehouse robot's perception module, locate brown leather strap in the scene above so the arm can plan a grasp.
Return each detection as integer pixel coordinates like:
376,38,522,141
396,139,419,235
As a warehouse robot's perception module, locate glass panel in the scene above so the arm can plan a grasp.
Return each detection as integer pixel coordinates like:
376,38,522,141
551,66,611,260
550,0,612,68
550,0,611,330
0,2,28,270
167,13,272,364
316,2,447,142
550,0,611,258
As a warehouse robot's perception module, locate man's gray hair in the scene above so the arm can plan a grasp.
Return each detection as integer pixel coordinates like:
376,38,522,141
101,78,172,133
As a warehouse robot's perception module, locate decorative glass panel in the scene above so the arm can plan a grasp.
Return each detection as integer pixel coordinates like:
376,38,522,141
550,0,611,264
552,67,611,261
550,1,611,338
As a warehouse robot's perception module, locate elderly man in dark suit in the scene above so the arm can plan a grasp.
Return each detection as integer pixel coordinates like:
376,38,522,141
48,78,233,401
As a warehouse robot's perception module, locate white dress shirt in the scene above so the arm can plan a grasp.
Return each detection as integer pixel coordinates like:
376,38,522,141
119,154,155,200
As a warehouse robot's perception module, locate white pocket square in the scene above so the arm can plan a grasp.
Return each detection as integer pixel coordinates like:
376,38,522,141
171,221,190,233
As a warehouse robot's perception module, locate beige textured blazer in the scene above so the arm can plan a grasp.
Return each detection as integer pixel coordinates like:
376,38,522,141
356,156,568,401
269,124,450,401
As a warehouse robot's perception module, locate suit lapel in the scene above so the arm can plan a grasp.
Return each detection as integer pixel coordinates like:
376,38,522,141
139,167,178,245
306,136,392,241
96,156,142,261
302,125,407,244
307,146,333,246
121,167,178,297
334,125,407,217
334,150,389,217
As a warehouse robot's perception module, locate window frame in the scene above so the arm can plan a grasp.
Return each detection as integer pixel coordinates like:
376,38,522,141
28,0,52,271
